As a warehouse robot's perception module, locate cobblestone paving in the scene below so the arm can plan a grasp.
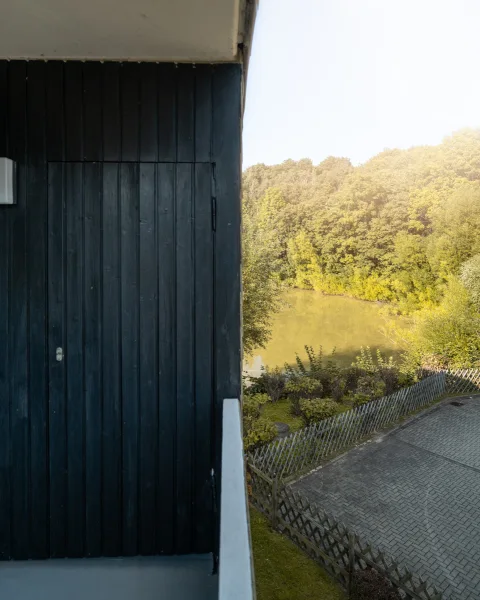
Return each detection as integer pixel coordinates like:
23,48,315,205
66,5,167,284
293,397,480,600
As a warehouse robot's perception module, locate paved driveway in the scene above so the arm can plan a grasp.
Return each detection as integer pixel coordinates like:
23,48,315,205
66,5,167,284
293,397,480,600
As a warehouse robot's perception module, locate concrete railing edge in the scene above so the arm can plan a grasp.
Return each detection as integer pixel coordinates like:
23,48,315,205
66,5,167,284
219,398,255,600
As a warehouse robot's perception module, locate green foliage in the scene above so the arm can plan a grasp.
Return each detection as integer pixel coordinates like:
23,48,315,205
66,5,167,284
284,376,323,416
261,399,304,433
284,376,323,399
243,393,275,451
243,129,480,316
243,396,262,422
356,375,386,400
285,345,326,378
299,398,342,425
243,194,282,355
244,393,269,420
248,367,287,402
402,277,480,369
243,419,277,452
352,393,371,408
250,508,346,600
351,568,401,600
460,253,480,308
353,347,396,374
285,346,341,396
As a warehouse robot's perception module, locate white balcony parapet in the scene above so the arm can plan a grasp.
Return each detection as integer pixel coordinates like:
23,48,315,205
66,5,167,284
219,398,255,600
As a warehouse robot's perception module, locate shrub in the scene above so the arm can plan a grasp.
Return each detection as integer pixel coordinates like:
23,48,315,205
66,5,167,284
243,394,268,422
285,377,323,399
285,345,326,378
285,346,340,397
353,347,397,375
285,377,323,416
343,366,364,394
299,398,341,426
352,392,371,408
243,393,276,451
356,375,386,400
243,419,277,451
331,376,346,402
378,366,400,395
398,370,415,388
460,253,480,309
248,366,286,402
351,568,401,600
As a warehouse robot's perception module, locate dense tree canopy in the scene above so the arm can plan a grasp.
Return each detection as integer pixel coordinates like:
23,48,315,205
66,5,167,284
242,129,480,366
243,129,480,311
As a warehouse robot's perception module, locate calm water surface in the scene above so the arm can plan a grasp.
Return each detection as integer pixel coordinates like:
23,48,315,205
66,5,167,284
245,289,404,374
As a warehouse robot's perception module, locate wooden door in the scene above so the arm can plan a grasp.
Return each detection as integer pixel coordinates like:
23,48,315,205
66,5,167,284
43,162,215,558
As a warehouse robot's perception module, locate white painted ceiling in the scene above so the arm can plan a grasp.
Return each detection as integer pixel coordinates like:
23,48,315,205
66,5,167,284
0,0,243,61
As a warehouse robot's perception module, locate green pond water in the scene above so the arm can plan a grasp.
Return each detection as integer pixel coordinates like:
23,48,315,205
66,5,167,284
245,289,404,375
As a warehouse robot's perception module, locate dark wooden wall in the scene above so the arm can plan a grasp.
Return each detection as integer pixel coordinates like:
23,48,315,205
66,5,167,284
0,61,242,560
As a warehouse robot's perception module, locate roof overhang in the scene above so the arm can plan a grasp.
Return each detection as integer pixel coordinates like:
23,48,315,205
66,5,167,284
0,0,257,63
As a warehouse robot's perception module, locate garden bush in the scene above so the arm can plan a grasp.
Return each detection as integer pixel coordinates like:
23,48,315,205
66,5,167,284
352,392,371,408
356,375,386,400
285,346,341,398
378,366,400,395
243,393,269,423
243,393,276,451
243,418,277,451
299,398,341,426
285,377,323,416
248,366,286,402
330,376,346,402
342,366,364,394
350,568,401,600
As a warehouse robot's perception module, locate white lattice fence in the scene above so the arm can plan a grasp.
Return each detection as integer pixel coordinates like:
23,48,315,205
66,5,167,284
249,373,446,480
445,368,480,394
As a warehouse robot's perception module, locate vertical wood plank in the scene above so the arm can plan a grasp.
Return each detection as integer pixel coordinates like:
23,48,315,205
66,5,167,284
46,62,64,162
27,61,48,559
102,63,121,162
212,64,242,403
65,164,85,557
121,64,140,162
177,66,195,163
156,163,175,554
139,163,158,554
194,163,214,552
140,63,158,162
84,163,103,557
158,64,176,162
0,60,11,561
175,163,194,553
212,64,242,558
120,163,139,555
9,60,29,559
48,163,67,558
64,62,84,162
83,63,103,162
102,163,122,556
195,67,213,163
0,61,6,156
0,207,10,560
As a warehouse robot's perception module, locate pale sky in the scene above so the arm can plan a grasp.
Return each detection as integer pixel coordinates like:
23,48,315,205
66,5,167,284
243,0,480,168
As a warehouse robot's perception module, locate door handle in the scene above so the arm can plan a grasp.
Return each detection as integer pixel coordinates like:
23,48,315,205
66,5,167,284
56,347,64,362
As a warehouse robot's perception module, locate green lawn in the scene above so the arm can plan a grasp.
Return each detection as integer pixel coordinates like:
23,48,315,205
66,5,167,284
250,508,346,600
261,399,303,432
261,398,353,434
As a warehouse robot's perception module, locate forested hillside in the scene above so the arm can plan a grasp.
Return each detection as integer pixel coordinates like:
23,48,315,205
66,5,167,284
243,129,480,367
243,129,480,310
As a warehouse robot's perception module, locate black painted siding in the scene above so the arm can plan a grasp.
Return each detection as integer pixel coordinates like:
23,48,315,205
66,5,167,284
0,61,242,559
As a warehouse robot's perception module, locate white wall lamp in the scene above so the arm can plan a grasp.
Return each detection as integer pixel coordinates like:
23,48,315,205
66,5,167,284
0,158,16,205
